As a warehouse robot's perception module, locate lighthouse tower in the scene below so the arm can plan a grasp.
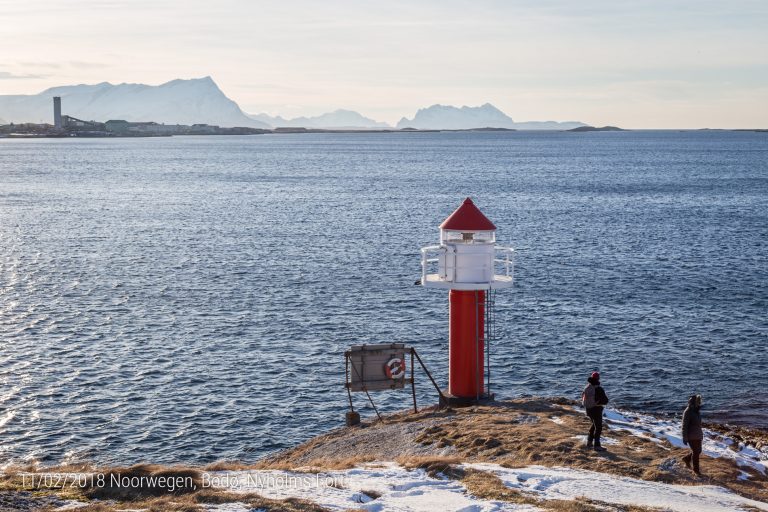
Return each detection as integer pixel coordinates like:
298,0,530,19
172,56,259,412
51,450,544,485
420,198,514,402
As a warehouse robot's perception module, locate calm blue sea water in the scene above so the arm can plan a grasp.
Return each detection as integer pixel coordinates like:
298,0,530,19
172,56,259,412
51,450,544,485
0,131,766,467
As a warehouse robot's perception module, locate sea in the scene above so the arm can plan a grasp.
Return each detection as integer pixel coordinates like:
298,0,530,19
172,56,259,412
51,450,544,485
0,130,766,467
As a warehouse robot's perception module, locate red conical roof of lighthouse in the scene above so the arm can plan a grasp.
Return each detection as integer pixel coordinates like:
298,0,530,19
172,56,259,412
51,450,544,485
440,197,497,231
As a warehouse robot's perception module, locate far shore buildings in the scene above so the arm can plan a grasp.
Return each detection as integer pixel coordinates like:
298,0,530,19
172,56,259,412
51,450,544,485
1,97,266,137
104,120,223,135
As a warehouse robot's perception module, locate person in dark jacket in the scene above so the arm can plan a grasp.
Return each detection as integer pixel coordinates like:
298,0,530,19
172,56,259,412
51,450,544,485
581,371,609,451
682,394,704,475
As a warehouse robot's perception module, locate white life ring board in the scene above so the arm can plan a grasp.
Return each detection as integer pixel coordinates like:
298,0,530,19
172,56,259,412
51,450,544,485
384,357,406,379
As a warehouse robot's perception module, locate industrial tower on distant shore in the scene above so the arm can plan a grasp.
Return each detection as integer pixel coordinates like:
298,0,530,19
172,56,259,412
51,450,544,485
53,97,62,129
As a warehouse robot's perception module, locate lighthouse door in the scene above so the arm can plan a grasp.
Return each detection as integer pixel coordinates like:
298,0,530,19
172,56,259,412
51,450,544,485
438,246,456,282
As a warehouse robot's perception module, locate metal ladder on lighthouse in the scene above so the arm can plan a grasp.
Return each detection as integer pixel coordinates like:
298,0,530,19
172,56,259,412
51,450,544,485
484,289,497,400
472,288,498,402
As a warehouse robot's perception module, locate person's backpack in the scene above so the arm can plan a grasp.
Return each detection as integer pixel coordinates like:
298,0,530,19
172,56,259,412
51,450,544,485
595,385,609,406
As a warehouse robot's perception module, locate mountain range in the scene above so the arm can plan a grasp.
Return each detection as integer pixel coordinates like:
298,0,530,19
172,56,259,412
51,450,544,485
249,109,389,129
0,77,269,128
0,76,587,130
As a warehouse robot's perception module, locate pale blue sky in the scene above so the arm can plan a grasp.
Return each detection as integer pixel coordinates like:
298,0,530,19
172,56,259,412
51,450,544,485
1,0,766,127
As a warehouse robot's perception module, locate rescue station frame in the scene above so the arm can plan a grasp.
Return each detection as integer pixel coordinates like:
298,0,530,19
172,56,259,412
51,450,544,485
344,343,445,424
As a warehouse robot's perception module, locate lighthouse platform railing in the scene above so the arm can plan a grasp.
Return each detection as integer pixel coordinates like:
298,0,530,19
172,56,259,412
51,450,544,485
420,245,514,289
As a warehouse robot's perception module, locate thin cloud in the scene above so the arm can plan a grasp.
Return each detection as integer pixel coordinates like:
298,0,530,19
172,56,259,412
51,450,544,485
68,60,110,69
0,71,48,80
18,61,62,69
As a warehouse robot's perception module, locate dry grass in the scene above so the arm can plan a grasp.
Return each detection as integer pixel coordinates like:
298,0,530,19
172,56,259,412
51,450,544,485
460,467,539,505
5,398,766,511
399,462,666,512
1,464,332,512
396,455,461,471
539,500,610,512
41,496,203,512
193,490,330,512
251,398,768,505
34,490,332,512
81,464,202,500
458,467,667,512
0,468,89,502
29,488,332,512
270,398,768,505
203,460,253,471
254,455,377,472
206,454,377,472
404,399,768,503
542,498,664,512
706,423,768,452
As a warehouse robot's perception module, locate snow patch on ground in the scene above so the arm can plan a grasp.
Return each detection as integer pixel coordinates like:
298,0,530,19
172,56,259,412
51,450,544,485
570,435,620,446
208,461,768,512
468,463,768,512
203,405,768,511
45,406,768,511
601,408,768,475
51,458,768,512
56,500,262,512
209,463,539,511
54,502,90,510
203,505,264,512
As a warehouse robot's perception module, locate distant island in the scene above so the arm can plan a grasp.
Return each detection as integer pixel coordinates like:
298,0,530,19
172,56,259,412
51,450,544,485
396,103,587,131
250,109,390,130
0,76,590,132
567,125,625,132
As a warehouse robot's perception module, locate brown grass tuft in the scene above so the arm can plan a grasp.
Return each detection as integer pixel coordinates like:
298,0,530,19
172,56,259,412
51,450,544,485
29,487,333,512
540,499,606,512
79,464,202,500
460,468,538,505
543,498,666,512
359,488,382,500
396,455,463,478
256,455,376,471
203,460,253,471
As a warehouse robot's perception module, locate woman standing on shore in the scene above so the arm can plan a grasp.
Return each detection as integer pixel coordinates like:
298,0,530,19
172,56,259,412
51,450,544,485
682,394,704,476
582,371,609,451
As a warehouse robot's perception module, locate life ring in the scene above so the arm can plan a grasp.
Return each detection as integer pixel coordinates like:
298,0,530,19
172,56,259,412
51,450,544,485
384,357,406,379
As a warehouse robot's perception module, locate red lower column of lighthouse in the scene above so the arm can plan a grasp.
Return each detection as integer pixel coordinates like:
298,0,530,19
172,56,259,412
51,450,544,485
448,290,485,398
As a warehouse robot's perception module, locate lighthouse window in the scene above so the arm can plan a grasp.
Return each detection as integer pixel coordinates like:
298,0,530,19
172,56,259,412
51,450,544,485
441,230,496,244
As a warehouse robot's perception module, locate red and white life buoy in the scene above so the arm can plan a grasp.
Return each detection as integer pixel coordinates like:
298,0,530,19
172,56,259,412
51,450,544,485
384,357,406,379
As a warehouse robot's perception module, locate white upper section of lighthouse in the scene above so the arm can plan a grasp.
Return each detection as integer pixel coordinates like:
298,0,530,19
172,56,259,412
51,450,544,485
420,198,514,291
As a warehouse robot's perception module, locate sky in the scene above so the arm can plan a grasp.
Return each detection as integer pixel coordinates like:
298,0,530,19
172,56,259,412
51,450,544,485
0,0,766,128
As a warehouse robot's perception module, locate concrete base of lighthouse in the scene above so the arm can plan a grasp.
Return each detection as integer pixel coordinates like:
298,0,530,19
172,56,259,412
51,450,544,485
440,390,495,407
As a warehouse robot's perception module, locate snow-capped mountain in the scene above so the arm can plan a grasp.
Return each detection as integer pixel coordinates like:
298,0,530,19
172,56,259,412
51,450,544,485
250,109,390,129
0,77,269,128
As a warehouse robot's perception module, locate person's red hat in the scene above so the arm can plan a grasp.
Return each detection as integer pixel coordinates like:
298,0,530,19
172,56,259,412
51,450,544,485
591,372,600,380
